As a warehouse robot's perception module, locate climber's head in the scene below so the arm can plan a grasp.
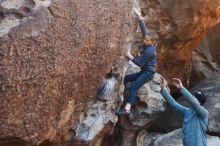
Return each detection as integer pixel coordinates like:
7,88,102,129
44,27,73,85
194,91,207,106
144,32,158,45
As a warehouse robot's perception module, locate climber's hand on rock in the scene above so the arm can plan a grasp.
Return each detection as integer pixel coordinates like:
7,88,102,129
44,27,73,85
133,8,143,20
160,76,167,91
171,78,184,90
125,51,134,60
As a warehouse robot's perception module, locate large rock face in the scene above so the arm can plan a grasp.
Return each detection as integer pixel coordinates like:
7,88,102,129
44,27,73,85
0,0,132,145
1,0,220,145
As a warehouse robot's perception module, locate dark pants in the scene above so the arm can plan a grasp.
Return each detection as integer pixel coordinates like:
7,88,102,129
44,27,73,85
124,71,155,105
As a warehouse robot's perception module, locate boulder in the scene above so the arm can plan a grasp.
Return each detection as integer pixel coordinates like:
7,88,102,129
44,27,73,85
191,23,220,86
0,0,132,145
1,0,220,145
137,129,220,146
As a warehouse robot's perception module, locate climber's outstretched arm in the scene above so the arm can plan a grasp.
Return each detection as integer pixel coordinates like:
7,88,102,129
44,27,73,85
172,78,208,123
133,8,149,37
139,19,148,37
160,77,188,116
161,88,188,116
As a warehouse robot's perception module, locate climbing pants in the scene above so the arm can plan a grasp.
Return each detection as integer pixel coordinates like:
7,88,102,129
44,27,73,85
124,70,155,105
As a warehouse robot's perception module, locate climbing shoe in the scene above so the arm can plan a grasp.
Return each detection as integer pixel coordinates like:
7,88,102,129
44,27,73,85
115,109,130,116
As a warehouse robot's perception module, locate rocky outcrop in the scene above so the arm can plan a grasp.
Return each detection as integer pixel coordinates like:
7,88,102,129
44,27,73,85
205,23,220,67
1,0,220,146
0,0,132,145
137,129,220,146
191,23,220,86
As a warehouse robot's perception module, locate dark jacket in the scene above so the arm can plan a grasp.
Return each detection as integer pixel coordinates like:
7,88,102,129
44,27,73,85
131,19,157,72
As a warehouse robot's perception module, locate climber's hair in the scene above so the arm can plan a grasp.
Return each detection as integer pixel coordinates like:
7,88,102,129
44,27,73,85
144,32,158,42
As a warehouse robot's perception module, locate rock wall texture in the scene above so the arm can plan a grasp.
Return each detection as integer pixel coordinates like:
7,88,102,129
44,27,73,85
0,0,132,145
1,0,220,146
191,23,220,86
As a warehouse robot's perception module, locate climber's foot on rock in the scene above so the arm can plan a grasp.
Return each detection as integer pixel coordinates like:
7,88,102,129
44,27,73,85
115,109,130,116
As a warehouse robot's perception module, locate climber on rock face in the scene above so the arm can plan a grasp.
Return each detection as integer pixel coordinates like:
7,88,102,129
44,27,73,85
160,76,208,146
116,8,158,116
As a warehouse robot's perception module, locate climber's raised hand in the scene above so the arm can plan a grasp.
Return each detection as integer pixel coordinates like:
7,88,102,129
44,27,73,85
125,51,134,60
171,78,184,90
133,8,143,20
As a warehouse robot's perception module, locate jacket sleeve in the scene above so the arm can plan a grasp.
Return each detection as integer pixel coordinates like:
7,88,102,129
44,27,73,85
131,48,152,67
161,88,188,116
139,19,149,37
180,88,209,123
